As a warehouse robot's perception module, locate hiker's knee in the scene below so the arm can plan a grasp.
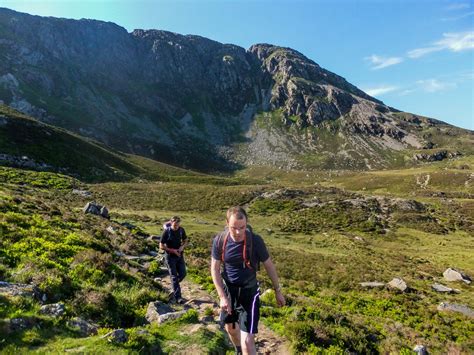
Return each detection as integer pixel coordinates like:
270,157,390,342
225,323,240,337
241,332,256,354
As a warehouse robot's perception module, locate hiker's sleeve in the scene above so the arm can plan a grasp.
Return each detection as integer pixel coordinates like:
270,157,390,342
211,236,221,260
255,235,270,263
161,230,168,244
182,228,187,240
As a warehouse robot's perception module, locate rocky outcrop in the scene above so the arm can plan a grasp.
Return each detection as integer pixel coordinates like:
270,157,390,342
0,8,469,171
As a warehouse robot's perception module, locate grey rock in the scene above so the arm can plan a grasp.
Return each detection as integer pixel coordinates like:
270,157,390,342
437,302,474,318
413,344,428,355
145,301,186,324
101,328,128,343
388,278,408,292
100,206,109,219
72,189,92,197
443,268,471,284
39,303,65,317
431,283,459,293
67,317,98,336
9,317,37,331
0,281,36,297
83,202,110,219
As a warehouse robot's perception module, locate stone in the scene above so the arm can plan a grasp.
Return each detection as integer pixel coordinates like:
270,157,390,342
67,317,98,336
431,283,458,293
443,268,471,284
146,301,187,324
101,328,128,343
9,317,37,331
413,344,428,354
388,278,408,292
437,302,474,318
40,303,65,317
72,189,92,197
0,281,36,297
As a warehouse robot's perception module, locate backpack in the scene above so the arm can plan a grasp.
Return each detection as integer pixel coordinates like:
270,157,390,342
217,226,256,270
163,221,184,240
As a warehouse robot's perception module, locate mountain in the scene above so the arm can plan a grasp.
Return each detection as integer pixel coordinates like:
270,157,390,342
0,7,472,171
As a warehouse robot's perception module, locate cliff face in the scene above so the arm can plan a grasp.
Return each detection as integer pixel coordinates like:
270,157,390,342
0,8,471,171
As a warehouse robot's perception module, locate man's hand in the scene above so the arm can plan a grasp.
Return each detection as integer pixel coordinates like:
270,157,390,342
275,290,285,307
168,248,181,256
220,295,231,314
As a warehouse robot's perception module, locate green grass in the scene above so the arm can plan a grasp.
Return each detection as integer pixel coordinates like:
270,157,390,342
1,152,473,353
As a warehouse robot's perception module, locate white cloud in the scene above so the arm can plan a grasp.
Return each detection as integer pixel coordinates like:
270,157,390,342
408,31,474,58
416,79,457,92
441,11,474,21
445,3,471,11
363,85,399,96
365,55,404,70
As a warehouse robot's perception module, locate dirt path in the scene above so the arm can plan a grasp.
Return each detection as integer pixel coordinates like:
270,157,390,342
159,274,291,354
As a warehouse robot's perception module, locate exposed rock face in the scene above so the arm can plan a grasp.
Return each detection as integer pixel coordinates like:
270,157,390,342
0,8,471,171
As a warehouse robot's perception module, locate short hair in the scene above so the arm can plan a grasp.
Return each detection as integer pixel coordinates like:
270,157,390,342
170,216,181,223
226,206,248,222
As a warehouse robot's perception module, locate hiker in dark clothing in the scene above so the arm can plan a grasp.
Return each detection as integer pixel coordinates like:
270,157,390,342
160,216,188,304
211,206,285,355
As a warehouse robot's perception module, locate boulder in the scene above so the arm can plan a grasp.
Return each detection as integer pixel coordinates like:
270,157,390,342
0,281,36,297
39,303,65,317
443,268,471,284
388,278,408,292
101,328,128,343
413,344,428,355
437,302,474,318
431,283,459,293
67,317,98,336
83,202,110,219
72,189,92,197
9,317,38,331
146,301,186,324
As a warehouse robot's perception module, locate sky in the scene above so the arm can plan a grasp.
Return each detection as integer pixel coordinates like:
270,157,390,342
2,0,473,130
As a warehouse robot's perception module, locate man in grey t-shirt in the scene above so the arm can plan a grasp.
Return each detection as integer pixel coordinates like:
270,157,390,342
211,206,285,355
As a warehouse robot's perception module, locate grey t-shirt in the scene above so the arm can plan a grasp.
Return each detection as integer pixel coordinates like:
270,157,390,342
212,230,269,286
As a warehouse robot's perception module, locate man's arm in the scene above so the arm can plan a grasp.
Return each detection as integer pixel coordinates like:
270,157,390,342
262,257,285,307
178,229,188,252
160,242,179,256
211,258,231,313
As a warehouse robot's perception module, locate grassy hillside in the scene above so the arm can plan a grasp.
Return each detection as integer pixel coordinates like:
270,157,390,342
1,106,473,353
0,166,226,353
0,105,240,184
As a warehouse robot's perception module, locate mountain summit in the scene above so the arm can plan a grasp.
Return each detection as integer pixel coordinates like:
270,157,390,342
0,8,471,171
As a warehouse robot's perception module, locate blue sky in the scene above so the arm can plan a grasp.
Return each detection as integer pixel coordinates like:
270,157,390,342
2,0,473,130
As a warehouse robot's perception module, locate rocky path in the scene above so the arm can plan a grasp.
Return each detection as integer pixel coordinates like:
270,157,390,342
159,274,291,354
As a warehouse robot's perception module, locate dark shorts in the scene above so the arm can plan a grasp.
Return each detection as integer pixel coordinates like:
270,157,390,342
220,281,260,334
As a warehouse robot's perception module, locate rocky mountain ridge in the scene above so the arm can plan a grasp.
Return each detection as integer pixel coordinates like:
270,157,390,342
0,7,472,171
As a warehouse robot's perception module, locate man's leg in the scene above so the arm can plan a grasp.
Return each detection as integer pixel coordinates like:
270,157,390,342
177,256,187,283
240,331,256,355
166,256,181,299
239,284,260,355
225,323,242,353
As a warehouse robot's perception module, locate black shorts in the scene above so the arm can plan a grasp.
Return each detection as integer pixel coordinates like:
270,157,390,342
220,281,261,334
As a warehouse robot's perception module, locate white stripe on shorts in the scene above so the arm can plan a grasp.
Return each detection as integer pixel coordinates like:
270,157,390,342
249,287,260,334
